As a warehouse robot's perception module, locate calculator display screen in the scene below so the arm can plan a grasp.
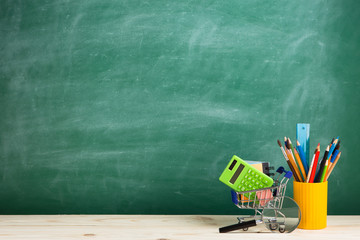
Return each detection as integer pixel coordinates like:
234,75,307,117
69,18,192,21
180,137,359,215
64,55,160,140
229,164,245,184
228,160,237,170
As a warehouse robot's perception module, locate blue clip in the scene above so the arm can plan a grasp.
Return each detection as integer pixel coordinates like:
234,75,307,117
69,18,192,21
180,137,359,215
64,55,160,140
231,190,238,205
276,166,285,174
284,171,293,179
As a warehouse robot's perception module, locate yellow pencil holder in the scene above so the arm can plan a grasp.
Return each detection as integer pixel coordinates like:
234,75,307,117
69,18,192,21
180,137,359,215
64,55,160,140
293,181,328,230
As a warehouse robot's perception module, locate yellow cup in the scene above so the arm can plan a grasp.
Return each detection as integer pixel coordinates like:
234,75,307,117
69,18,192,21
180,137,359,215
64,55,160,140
293,181,328,229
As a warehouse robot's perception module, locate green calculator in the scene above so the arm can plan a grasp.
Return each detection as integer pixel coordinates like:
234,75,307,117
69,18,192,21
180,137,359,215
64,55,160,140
219,155,274,194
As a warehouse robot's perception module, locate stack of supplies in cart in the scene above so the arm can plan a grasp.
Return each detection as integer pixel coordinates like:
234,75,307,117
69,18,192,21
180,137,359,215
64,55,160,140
219,155,274,206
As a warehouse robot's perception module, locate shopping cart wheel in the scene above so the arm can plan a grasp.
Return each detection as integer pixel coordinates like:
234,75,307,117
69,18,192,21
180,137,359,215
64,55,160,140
269,223,278,230
263,196,301,233
279,225,286,233
242,227,248,231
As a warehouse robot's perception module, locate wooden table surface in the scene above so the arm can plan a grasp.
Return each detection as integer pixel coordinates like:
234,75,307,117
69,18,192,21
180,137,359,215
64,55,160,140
0,215,359,239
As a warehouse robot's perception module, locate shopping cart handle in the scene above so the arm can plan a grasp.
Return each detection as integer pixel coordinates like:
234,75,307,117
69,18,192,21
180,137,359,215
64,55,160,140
276,166,293,179
276,166,285,174
284,171,293,179
230,190,238,205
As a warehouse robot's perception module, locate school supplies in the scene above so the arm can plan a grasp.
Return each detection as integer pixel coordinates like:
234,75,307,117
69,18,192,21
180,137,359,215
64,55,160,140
285,147,302,182
247,161,272,177
239,161,272,202
219,167,300,233
278,134,342,183
293,147,307,182
296,123,310,165
219,155,274,196
320,138,339,182
306,146,318,183
325,152,341,181
283,138,303,182
314,145,329,183
296,141,309,174
277,124,343,230
308,144,320,183
324,144,340,180
277,140,301,182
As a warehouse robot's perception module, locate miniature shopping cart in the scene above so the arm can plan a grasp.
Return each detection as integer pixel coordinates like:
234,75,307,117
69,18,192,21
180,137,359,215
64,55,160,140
219,167,301,233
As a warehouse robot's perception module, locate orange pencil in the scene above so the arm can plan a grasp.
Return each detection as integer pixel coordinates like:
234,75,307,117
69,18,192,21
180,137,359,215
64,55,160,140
285,148,302,182
277,139,301,182
324,142,340,181
285,137,303,181
325,152,341,181
294,148,307,182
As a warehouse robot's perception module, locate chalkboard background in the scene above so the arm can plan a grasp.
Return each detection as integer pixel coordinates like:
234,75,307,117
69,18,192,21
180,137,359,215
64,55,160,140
1,0,359,214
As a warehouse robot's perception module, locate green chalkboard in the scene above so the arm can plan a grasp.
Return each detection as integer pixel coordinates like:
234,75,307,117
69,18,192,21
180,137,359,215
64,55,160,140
1,0,360,214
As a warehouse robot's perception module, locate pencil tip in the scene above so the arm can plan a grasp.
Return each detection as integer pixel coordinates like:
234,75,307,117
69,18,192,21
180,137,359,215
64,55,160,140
277,139,282,147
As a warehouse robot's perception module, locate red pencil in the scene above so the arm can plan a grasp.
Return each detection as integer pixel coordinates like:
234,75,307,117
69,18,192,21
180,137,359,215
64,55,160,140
309,144,320,183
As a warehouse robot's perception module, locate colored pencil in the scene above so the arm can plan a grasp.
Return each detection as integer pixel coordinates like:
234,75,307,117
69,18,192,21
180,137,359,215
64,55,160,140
314,145,329,182
320,139,339,182
306,144,319,183
294,148,307,182
296,140,309,174
309,144,320,183
277,140,300,182
325,151,341,181
324,143,340,181
287,138,296,157
286,138,304,181
285,148,303,182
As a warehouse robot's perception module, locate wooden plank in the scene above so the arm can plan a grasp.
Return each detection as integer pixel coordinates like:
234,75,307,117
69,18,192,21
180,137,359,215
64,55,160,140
0,215,359,240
